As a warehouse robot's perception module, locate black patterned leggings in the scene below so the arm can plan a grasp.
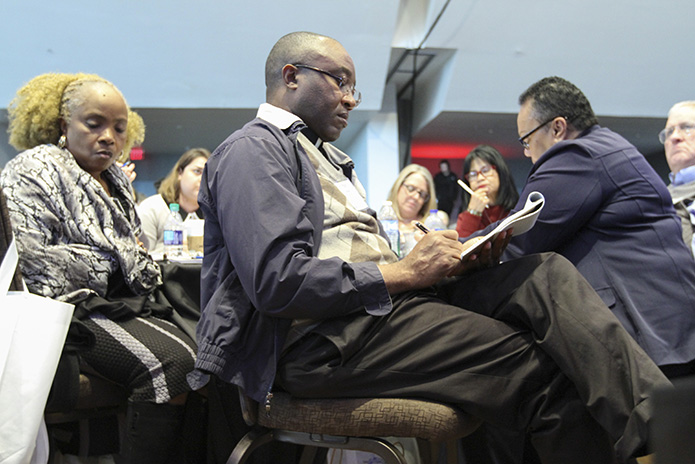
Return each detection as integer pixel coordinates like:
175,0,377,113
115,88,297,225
80,312,196,403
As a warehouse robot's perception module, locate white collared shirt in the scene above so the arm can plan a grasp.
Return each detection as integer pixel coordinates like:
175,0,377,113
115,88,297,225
256,103,302,131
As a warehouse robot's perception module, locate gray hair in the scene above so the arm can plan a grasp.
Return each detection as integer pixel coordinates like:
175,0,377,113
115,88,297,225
668,101,695,118
60,77,125,125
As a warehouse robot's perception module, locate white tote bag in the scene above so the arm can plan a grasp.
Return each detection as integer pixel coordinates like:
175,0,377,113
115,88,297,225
0,239,74,464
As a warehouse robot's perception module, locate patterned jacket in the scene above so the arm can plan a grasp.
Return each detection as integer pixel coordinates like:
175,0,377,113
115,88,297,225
0,144,161,302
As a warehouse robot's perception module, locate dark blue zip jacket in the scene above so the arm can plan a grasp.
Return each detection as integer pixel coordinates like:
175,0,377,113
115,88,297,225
190,117,388,402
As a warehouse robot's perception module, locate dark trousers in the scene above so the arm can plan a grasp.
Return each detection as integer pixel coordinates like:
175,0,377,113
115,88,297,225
206,376,304,464
277,253,669,464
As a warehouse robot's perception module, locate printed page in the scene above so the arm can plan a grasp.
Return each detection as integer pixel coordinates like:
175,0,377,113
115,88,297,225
460,191,545,260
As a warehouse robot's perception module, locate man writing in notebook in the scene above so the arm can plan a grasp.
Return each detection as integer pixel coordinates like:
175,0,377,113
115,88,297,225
190,31,668,463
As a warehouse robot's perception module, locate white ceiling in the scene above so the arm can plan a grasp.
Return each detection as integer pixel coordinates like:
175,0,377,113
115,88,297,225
1,0,692,165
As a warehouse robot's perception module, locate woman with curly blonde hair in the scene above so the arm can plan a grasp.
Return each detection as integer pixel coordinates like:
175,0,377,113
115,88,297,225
8,72,144,163
1,73,198,463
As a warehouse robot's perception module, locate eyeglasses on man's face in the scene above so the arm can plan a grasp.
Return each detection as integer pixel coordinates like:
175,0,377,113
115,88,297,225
659,122,695,144
293,64,362,107
401,182,430,202
518,116,560,150
464,164,496,182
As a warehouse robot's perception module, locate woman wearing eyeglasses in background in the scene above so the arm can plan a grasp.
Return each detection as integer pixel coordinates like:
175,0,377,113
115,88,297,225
456,145,519,238
386,164,438,255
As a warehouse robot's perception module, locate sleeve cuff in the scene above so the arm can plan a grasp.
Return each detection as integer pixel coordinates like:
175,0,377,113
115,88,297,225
351,261,392,316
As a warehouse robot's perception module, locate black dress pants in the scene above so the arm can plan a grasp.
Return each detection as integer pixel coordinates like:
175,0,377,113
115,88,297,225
276,253,669,464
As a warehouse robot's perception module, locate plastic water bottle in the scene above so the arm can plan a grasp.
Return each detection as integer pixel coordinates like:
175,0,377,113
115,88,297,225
424,209,446,231
163,203,184,258
183,212,205,258
378,200,401,258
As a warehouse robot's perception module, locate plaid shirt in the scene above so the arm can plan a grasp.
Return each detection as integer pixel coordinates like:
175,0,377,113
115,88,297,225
298,134,397,266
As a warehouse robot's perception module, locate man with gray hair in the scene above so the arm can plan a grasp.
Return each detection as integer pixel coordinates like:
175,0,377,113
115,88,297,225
662,101,695,256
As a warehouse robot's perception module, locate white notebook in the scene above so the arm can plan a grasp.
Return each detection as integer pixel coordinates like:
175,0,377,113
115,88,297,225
460,191,545,260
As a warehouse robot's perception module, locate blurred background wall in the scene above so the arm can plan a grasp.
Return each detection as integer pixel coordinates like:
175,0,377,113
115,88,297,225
1,0,688,207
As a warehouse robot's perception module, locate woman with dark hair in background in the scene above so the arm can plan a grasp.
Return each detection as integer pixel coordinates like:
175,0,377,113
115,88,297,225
456,144,519,237
137,147,210,254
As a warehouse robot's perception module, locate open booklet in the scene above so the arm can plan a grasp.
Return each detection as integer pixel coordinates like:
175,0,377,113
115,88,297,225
460,191,545,260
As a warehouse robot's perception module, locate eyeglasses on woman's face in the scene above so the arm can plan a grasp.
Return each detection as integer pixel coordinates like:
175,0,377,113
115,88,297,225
464,164,496,182
400,182,430,202
293,64,362,107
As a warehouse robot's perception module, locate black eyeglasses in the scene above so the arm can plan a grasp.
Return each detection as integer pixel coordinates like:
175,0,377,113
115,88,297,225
293,64,362,107
401,183,430,201
518,116,561,149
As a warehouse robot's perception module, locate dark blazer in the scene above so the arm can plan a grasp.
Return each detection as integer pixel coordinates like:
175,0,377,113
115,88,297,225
501,125,695,366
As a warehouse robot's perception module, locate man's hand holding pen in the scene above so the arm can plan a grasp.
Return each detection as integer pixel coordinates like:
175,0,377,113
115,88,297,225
412,221,508,274
377,223,509,294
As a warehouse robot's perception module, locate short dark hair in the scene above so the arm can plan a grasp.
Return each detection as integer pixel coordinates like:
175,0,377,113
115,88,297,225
462,145,519,211
265,31,330,94
518,76,598,132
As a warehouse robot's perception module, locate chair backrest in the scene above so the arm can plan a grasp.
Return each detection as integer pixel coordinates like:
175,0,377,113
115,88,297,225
0,187,24,291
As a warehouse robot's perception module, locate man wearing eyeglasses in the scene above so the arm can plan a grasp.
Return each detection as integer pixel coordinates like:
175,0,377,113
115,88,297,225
499,77,695,379
662,101,695,257
191,34,668,463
